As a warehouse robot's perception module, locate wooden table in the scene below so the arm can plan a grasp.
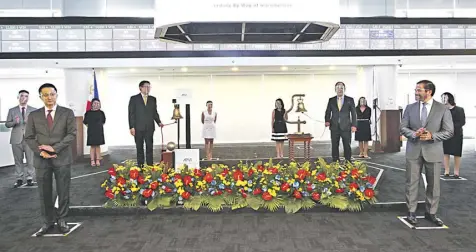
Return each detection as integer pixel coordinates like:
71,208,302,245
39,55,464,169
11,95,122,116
287,133,314,161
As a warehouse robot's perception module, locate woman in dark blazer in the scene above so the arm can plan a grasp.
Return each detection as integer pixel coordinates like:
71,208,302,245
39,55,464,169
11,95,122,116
441,92,465,178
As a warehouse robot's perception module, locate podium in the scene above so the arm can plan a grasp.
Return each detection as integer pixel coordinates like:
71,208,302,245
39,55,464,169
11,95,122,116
287,133,313,161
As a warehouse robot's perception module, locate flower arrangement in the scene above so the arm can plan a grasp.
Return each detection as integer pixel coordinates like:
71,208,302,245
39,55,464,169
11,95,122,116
101,158,377,213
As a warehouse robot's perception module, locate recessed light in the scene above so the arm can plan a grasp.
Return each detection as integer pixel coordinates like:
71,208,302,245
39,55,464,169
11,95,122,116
280,66,288,71
181,67,188,72
329,66,336,70
231,67,239,71
129,68,137,72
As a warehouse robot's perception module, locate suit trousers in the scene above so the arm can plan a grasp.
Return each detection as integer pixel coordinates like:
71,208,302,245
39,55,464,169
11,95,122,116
405,157,441,214
331,127,352,162
134,130,154,167
12,139,35,181
36,159,71,225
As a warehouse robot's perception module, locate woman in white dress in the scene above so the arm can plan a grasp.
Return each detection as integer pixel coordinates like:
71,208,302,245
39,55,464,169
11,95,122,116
201,101,217,160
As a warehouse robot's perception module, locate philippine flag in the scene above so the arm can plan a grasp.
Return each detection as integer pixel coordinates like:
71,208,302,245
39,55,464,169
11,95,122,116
86,70,99,111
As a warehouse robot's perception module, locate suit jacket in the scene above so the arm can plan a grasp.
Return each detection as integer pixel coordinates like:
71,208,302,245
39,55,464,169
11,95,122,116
325,95,357,131
5,105,37,144
400,100,454,162
24,105,77,167
128,93,162,132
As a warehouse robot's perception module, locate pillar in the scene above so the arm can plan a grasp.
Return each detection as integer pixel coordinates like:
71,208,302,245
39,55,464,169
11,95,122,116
63,69,109,161
361,65,400,153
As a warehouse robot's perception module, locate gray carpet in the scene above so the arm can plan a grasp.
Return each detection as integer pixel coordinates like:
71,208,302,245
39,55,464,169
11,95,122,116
0,142,475,252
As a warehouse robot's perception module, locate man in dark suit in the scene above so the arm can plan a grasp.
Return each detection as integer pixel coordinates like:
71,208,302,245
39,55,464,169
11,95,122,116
325,82,357,163
25,83,77,235
400,80,453,226
128,80,163,167
5,90,37,187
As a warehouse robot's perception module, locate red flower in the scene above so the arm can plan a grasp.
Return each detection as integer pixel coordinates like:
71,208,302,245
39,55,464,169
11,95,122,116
204,173,213,183
183,175,192,185
367,176,376,185
241,192,247,198
364,188,375,198
117,176,126,186
174,174,182,181
194,169,203,177
296,169,308,180
335,188,344,193
351,168,359,178
137,176,145,184
105,189,114,199
233,170,244,181
150,181,158,190
262,192,273,201
257,165,264,172
107,167,116,176
161,173,169,182
253,188,262,195
349,182,359,191
293,190,302,199
129,169,139,180
221,168,229,177
142,189,153,198
164,187,172,193
215,190,223,196
306,183,313,192
336,176,344,182
281,182,290,192
312,192,320,201
339,171,348,178
268,167,278,174
316,172,327,182
225,188,233,194
181,191,191,200
248,169,254,177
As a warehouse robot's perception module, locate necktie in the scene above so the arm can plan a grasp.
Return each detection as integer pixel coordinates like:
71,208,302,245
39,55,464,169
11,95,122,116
421,103,427,126
47,110,53,129
21,107,25,121
337,97,342,111
143,95,148,105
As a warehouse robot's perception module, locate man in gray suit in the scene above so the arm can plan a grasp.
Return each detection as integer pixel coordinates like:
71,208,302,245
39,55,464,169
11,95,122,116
25,83,77,235
400,80,453,226
5,90,37,187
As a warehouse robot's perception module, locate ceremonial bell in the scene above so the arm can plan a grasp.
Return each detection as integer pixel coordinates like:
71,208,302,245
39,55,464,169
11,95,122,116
171,104,183,120
296,97,307,113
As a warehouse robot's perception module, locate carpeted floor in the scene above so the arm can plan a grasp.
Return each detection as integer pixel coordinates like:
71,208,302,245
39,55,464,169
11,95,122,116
0,141,475,252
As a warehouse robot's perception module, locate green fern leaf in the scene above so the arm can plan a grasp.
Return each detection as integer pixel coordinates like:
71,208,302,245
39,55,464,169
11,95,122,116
246,196,264,210
183,196,202,211
321,195,349,211
207,196,225,212
231,197,248,210
301,198,317,210
223,195,237,205
347,201,363,212
283,199,302,214
263,198,283,212
156,196,172,208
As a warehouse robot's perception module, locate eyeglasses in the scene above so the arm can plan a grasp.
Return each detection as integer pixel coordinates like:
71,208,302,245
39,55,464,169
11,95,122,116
414,88,428,92
40,93,57,98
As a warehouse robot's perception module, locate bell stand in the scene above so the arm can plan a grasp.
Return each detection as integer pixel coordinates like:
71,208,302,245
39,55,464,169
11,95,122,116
285,94,309,135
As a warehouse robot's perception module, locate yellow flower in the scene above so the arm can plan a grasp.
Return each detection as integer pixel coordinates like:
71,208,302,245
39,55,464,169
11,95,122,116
177,187,184,195
311,170,317,176
268,189,277,197
273,186,280,191
159,189,165,194
236,180,247,187
206,167,213,172
130,186,139,192
174,180,183,188
334,181,339,188
101,180,107,188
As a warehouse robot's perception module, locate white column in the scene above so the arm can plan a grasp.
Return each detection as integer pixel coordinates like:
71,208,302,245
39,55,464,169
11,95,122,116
63,68,108,155
360,65,398,144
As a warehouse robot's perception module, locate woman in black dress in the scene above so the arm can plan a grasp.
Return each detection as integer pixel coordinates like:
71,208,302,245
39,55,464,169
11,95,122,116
271,98,288,158
355,97,372,158
83,98,106,167
441,92,465,178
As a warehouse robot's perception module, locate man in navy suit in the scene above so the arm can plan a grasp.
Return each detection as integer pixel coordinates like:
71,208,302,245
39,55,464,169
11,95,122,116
128,80,163,167
325,82,357,163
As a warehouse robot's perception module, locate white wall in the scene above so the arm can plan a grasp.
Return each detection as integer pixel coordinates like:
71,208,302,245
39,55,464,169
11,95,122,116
105,72,361,146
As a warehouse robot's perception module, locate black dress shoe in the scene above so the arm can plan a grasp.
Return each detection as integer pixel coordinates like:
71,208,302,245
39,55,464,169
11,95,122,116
13,180,23,188
454,175,460,179
36,224,54,236
407,212,418,225
57,219,70,233
27,179,34,186
424,213,444,226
